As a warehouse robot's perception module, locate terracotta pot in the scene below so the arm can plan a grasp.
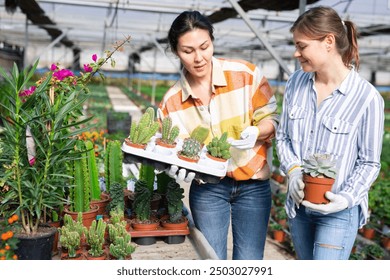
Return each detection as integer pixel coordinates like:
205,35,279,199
381,236,390,250
177,152,199,163
124,138,146,149
272,230,286,243
90,193,111,216
155,138,176,149
303,174,334,204
132,220,159,231
205,152,228,162
63,204,99,228
85,252,107,260
362,227,376,239
161,216,189,230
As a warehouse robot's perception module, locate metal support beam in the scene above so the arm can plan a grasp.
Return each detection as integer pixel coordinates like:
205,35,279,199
30,29,70,66
227,0,292,76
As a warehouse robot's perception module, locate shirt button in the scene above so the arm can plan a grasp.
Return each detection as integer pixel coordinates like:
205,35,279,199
200,107,204,111
310,130,313,133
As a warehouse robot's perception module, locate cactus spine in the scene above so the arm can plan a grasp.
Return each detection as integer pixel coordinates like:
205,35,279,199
104,140,123,192
161,116,180,145
166,180,184,222
206,132,232,160
128,107,159,145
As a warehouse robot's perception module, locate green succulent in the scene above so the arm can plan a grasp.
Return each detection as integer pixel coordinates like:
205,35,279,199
302,154,337,179
206,132,231,160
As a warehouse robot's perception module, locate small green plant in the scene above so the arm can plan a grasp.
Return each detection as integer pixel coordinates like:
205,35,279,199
109,233,135,260
109,182,124,212
128,107,159,145
270,222,284,231
86,219,107,257
59,214,86,258
206,132,231,160
362,243,385,259
190,125,209,145
160,116,180,145
166,180,185,222
180,137,202,160
133,179,152,221
302,154,337,179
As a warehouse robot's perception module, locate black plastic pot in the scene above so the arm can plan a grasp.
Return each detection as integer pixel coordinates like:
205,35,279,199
133,237,157,246
15,225,57,260
164,235,185,244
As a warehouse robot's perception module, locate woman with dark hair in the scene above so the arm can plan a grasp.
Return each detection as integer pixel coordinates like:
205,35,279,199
276,6,384,260
158,11,279,260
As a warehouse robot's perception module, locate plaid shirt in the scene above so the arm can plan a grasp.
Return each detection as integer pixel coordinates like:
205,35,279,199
158,57,278,181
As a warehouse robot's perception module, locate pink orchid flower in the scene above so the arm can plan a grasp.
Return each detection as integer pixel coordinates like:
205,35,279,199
92,54,97,62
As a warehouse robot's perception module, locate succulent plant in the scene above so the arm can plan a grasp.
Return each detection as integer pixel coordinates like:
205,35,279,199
302,154,337,179
206,132,231,160
180,137,202,159
86,219,107,257
128,107,159,145
104,140,123,192
166,180,185,222
109,232,135,260
161,116,180,145
109,182,124,212
190,125,210,145
59,213,86,258
133,179,153,221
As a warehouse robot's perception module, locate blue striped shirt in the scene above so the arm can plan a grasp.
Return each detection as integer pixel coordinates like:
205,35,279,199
276,69,384,227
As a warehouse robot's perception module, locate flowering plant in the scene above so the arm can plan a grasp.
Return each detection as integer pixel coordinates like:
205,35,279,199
0,214,19,260
0,36,131,235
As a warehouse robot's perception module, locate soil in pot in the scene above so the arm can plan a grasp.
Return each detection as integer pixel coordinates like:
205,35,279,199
303,174,334,204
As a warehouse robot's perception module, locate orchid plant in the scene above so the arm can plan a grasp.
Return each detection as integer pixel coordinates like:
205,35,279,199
0,36,131,235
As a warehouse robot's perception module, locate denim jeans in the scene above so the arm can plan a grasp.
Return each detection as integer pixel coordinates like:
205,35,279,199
189,177,271,260
288,204,359,260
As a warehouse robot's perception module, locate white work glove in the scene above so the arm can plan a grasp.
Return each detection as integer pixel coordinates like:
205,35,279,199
302,192,348,215
288,168,305,208
230,126,259,150
166,165,195,185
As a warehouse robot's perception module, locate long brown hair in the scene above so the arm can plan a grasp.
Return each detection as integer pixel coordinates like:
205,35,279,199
290,6,360,70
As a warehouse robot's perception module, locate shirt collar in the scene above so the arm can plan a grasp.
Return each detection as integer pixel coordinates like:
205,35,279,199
309,66,355,96
180,56,227,102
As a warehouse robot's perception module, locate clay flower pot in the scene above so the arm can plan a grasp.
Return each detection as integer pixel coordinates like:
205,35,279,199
124,138,146,150
303,174,334,204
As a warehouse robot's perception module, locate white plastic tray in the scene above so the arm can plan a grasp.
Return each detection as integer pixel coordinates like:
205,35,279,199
121,136,229,183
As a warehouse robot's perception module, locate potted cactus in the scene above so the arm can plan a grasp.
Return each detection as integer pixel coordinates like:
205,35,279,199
156,116,180,148
125,107,160,149
206,132,231,162
85,218,107,259
59,213,87,259
64,140,99,228
177,125,209,163
104,140,124,193
109,228,136,260
302,154,338,204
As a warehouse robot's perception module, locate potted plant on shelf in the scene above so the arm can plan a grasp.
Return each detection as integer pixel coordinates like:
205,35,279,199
302,154,337,204
85,218,107,260
124,107,159,149
205,132,231,162
270,222,286,243
0,36,131,259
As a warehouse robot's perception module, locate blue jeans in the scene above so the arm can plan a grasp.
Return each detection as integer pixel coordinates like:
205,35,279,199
289,205,359,260
189,177,271,260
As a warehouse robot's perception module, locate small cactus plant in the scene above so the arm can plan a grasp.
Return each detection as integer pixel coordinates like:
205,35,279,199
178,126,209,161
206,132,231,160
133,179,153,221
303,154,337,179
104,140,123,192
128,107,160,145
109,231,135,260
59,213,86,258
160,116,180,145
86,219,107,257
166,180,185,222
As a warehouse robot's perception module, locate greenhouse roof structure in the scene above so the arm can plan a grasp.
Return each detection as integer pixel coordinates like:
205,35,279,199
0,0,389,83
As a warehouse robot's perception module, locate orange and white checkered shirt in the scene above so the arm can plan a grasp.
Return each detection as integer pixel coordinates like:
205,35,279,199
158,57,278,181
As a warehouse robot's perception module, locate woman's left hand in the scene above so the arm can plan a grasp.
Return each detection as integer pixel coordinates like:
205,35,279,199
302,192,348,215
229,126,260,150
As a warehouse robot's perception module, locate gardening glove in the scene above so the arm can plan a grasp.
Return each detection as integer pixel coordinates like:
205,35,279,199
230,126,259,150
302,192,348,215
288,167,305,208
166,165,195,185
